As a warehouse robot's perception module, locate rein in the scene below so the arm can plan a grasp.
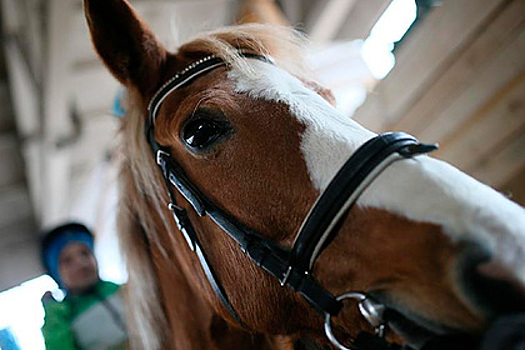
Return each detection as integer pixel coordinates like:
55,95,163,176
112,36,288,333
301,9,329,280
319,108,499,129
145,52,438,350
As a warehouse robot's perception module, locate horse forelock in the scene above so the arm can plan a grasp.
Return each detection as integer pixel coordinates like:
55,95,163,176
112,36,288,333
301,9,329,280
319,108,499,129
178,24,310,80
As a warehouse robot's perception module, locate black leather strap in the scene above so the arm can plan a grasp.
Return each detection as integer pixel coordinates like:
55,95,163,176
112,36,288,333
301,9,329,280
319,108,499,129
207,206,343,315
148,52,273,126
287,133,438,277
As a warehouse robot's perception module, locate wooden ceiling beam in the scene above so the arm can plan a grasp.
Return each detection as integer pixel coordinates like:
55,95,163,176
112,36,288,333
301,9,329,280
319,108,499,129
434,70,525,169
392,0,525,139
41,0,76,228
334,0,392,41
305,0,358,43
468,126,525,188
500,165,525,206
236,0,289,25
354,0,512,129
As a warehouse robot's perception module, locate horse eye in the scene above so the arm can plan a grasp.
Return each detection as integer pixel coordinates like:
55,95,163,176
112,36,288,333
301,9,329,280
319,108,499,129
182,118,229,150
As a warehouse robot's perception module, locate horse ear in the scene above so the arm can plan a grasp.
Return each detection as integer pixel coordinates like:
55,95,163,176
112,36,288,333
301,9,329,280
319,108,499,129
84,0,168,92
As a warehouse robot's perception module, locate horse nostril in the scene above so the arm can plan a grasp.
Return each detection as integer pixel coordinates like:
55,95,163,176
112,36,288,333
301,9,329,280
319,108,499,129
460,244,525,315
475,261,525,311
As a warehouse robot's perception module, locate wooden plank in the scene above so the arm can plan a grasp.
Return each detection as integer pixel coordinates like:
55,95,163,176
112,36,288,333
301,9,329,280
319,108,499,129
70,115,119,169
237,0,289,26
280,0,302,24
435,70,525,171
305,0,358,43
335,0,392,41
0,0,22,35
354,0,511,126
500,165,525,206
4,37,40,138
0,214,36,248
353,93,387,132
21,139,44,224
42,0,75,226
418,27,525,142
0,82,15,133
70,62,119,115
0,133,24,189
23,0,45,82
393,0,525,135
0,235,42,291
467,126,525,187
0,185,33,230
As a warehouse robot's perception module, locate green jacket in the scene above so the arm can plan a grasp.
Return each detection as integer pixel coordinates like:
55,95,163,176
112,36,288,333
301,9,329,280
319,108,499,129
42,280,128,350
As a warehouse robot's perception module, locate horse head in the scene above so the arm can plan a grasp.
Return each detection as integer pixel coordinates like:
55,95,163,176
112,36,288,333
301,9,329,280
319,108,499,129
84,0,525,348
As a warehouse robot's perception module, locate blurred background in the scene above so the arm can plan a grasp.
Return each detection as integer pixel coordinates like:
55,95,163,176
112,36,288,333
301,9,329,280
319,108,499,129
0,0,523,348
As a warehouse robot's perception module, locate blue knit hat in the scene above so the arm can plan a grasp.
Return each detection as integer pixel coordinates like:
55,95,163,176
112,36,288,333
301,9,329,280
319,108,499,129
41,223,94,287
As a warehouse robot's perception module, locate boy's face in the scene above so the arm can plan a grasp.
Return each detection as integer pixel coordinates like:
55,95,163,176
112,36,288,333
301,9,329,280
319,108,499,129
58,242,98,292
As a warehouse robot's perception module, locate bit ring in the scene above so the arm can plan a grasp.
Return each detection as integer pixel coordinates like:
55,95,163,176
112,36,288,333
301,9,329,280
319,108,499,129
324,292,367,350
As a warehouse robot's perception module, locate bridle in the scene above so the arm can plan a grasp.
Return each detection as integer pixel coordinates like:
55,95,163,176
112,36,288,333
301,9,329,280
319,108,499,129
145,52,438,350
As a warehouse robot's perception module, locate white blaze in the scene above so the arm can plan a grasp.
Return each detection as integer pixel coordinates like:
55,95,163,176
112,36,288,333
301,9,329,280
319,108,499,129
228,60,525,284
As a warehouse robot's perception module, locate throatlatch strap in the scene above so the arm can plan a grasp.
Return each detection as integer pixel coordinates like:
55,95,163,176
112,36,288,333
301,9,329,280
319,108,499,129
151,127,245,325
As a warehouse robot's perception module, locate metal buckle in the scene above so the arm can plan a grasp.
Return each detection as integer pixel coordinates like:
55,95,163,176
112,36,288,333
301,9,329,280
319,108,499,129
168,203,196,252
398,143,438,157
324,292,387,350
280,266,293,287
156,149,170,166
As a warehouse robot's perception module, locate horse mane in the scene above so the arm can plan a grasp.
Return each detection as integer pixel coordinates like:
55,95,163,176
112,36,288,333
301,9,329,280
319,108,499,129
118,24,309,350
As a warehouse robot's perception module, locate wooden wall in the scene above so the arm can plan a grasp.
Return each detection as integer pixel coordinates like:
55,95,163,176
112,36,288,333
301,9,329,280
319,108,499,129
354,0,525,205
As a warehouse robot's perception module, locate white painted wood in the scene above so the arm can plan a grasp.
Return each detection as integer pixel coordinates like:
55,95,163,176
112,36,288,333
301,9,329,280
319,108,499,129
69,0,235,63
0,82,15,132
42,0,75,226
306,0,358,43
0,236,42,291
335,0,392,40
165,0,236,46
0,185,33,230
4,37,40,138
70,63,120,115
280,0,302,23
21,139,44,224
0,0,21,35
24,0,45,83
69,115,119,169
0,133,24,188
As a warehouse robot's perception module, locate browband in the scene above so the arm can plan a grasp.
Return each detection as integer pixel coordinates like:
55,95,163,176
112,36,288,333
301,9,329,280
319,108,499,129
147,52,273,126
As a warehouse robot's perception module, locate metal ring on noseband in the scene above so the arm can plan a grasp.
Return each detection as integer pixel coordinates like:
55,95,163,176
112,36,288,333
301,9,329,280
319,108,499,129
325,292,387,350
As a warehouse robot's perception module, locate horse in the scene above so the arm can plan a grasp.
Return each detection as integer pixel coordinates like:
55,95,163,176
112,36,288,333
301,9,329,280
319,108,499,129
83,0,525,349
